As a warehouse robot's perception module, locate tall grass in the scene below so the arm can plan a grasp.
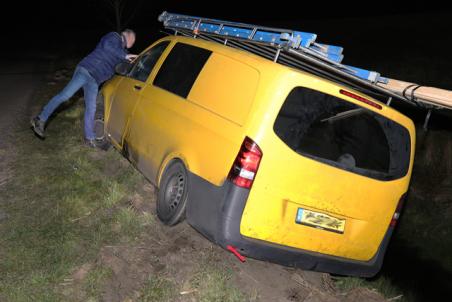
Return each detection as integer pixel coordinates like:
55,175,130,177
0,84,144,301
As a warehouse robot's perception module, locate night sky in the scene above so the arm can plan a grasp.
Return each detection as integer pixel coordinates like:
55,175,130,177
5,0,452,32
3,0,452,92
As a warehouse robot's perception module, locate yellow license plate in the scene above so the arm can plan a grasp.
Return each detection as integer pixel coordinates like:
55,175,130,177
295,208,345,234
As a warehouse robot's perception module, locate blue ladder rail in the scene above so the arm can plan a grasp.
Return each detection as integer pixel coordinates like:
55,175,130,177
158,12,341,61
157,12,427,108
158,11,389,85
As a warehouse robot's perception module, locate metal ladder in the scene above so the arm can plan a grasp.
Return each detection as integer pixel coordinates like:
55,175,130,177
157,11,421,108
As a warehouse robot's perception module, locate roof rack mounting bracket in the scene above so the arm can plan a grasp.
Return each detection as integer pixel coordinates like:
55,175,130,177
423,108,433,131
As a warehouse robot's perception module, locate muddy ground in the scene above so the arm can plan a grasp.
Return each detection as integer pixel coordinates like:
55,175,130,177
61,173,388,302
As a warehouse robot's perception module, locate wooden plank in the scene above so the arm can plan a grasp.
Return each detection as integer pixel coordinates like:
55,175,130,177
378,78,452,109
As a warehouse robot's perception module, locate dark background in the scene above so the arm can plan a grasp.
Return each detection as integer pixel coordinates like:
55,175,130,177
3,1,452,91
2,1,452,301
4,0,451,28
3,1,452,54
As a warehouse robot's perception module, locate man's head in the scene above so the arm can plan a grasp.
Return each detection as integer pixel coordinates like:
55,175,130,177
122,29,136,49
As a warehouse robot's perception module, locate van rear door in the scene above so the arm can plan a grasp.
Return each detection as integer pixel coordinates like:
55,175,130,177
239,86,413,261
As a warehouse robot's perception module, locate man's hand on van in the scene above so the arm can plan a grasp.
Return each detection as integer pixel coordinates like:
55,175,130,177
126,54,138,62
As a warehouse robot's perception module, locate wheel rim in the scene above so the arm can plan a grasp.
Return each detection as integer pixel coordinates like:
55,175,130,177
94,119,104,140
162,170,186,217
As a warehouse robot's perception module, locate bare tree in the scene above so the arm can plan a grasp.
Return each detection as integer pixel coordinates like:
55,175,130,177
101,0,143,32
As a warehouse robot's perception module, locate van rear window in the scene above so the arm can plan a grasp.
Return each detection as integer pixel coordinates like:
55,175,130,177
154,43,212,98
273,87,411,181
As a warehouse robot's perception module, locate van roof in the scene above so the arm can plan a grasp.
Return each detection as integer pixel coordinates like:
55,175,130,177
164,36,397,110
150,34,414,137
161,33,414,106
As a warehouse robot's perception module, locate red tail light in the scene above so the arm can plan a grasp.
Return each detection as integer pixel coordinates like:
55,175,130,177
228,137,263,189
390,193,406,227
340,89,382,110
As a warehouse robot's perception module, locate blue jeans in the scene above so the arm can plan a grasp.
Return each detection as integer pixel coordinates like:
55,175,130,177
39,66,98,140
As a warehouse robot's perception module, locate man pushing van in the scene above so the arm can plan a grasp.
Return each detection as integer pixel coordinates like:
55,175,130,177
31,29,138,147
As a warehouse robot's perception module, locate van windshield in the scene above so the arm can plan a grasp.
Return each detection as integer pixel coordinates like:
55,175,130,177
273,87,411,181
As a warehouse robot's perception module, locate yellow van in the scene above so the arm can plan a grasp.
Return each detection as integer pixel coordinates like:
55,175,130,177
99,35,415,277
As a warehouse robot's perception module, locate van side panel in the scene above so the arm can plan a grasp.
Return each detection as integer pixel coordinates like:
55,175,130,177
128,84,245,186
126,46,260,187
188,53,259,126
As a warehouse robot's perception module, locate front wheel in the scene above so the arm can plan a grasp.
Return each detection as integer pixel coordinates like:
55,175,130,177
156,160,189,226
94,93,111,150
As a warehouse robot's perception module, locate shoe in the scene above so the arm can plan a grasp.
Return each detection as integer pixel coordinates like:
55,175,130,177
31,116,45,138
84,138,98,149
95,139,111,151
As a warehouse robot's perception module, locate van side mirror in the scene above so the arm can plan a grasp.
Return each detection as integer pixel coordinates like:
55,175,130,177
115,62,133,76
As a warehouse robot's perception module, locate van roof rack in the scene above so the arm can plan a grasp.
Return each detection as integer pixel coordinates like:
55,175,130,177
158,11,452,116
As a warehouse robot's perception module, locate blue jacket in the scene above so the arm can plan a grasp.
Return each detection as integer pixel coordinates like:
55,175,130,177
78,32,128,84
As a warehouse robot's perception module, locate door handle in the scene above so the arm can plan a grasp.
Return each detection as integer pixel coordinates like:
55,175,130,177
134,85,142,91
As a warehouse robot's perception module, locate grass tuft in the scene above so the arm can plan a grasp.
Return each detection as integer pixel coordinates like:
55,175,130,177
190,256,246,302
116,207,154,240
335,275,404,301
139,275,175,302
83,266,113,300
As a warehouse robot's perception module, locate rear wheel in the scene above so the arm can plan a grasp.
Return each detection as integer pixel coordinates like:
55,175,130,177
157,160,188,226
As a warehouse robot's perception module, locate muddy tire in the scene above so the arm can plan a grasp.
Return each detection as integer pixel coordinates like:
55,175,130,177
94,93,111,151
157,160,188,226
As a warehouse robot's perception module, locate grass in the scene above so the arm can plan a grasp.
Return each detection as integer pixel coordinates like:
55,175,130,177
190,255,247,302
135,248,247,302
334,275,402,300
333,130,452,302
139,275,175,302
83,267,113,300
0,78,249,302
398,131,452,270
0,81,146,301
115,207,154,240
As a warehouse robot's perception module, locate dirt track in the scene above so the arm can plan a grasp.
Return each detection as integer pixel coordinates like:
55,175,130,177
0,54,56,184
0,57,51,143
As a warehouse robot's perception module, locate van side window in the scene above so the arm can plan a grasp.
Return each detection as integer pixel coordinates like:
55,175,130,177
153,43,212,98
274,87,411,181
129,41,170,82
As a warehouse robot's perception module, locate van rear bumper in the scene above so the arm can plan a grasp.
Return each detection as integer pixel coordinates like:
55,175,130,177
186,172,393,277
